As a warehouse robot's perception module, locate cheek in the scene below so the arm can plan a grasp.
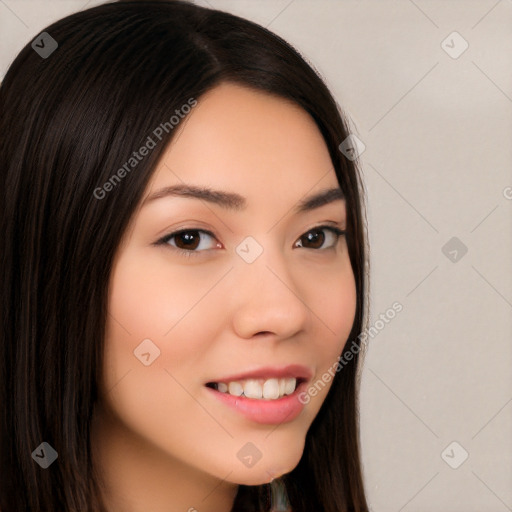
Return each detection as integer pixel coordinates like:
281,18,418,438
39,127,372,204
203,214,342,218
302,264,357,410
107,250,222,349
101,251,226,402
99,255,232,463
312,258,357,350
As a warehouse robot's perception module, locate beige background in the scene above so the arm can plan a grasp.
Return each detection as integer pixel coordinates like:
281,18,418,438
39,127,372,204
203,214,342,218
1,1,511,510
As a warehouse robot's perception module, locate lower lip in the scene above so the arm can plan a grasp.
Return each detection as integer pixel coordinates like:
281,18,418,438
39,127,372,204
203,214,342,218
205,381,308,425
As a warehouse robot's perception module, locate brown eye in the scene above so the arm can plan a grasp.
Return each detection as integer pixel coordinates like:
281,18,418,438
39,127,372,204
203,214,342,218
300,229,325,249
174,231,201,250
295,226,345,250
157,228,219,257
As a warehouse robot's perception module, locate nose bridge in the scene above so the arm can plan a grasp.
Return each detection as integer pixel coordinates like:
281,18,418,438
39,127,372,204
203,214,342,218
230,236,310,338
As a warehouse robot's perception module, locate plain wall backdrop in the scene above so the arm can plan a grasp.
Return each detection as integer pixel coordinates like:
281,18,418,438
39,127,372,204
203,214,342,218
1,1,511,511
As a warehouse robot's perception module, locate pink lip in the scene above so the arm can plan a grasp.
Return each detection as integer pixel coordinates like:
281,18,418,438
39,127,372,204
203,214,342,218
206,364,313,383
205,379,310,425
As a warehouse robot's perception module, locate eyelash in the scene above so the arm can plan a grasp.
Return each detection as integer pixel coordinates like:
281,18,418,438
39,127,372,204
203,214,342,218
154,225,346,259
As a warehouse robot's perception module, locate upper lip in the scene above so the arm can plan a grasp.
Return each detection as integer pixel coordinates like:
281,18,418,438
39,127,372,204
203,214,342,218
206,364,313,384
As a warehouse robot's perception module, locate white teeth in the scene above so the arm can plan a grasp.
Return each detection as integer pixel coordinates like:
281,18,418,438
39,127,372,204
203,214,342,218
214,377,298,400
217,382,228,393
284,377,296,395
262,378,280,399
228,381,243,396
244,379,263,399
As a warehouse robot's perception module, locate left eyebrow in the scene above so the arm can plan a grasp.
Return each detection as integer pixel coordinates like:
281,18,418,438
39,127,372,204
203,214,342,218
294,186,345,213
141,183,344,213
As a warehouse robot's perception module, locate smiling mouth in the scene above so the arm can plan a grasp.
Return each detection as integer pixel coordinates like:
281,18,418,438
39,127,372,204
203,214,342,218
205,377,306,400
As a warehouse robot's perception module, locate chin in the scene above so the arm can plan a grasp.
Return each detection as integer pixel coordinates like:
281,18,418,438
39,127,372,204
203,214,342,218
226,448,304,486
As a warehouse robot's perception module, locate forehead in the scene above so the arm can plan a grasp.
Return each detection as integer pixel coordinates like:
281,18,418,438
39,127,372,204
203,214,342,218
146,82,340,203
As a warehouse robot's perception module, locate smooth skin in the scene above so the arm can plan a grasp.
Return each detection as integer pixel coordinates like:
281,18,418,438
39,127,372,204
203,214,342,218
90,82,357,512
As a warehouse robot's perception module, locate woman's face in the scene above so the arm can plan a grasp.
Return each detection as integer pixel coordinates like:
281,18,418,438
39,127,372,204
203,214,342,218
95,82,356,496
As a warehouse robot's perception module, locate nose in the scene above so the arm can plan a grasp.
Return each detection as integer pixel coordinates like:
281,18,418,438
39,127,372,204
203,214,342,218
229,246,311,340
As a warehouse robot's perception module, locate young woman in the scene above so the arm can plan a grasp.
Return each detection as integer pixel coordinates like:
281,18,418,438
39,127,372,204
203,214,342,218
0,1,370,510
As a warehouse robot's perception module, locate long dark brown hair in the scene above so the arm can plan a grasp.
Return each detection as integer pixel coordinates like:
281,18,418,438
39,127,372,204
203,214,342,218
0,1,370,510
